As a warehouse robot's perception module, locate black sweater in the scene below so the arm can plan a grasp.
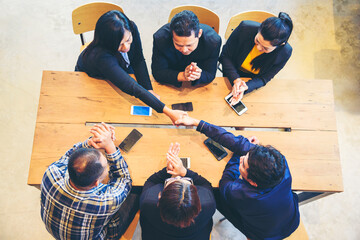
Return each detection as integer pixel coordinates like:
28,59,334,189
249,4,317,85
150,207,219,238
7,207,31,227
140,168,216,240
152,23,221,87
220,20,292,93
75,21,165,113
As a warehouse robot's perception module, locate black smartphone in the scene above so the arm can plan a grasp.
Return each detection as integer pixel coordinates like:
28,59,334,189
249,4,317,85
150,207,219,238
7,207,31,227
171,102,193,111
180,157,190,169
204,138,228,161
119,129,143,153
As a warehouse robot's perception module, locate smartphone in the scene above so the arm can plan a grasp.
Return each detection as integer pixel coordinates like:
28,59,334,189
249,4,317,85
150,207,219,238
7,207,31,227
204,138,228,161
171,102,193,111
225,93,247,116
131,105,152,116
180,157,190,169
119,129,143,153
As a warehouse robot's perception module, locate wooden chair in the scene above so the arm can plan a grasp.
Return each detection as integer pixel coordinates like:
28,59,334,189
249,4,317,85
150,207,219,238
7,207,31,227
72,2,124,52
224,10,276,40
168,5,220,33
119,210,140,240
283,218,309,240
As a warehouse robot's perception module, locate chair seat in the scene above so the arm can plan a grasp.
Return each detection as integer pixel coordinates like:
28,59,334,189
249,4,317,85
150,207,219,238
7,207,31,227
119,210,140,240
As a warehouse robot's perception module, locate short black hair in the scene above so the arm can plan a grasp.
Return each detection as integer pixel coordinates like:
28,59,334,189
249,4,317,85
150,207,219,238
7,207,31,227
170,10,200,37
159,181,201,228
247,145,286,189
68,148,105,187
260,12,293,46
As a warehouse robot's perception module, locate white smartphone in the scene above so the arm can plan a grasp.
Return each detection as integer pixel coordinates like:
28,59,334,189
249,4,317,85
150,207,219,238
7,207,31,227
131,105,152,116
225,93,247,116
180,157,190,169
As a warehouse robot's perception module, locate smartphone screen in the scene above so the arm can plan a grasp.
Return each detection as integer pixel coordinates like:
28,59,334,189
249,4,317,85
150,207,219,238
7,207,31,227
204,138,228,161
119,129,143,152
225,94,247,115
180,157,190,169
171,102,193,111
131,106,152,116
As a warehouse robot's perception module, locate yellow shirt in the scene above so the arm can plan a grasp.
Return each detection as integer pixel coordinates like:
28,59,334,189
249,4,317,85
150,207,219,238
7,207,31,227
240,45,263,74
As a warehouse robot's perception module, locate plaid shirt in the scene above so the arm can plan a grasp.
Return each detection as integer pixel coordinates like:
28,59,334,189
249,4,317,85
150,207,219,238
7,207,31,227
40,139,132,240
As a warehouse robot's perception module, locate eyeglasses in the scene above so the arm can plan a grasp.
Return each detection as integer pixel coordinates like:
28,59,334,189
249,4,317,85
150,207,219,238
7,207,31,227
164,176,193,186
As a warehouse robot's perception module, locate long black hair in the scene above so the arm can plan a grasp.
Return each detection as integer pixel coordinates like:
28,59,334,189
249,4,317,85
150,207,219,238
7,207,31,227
83,10,131,58
251,12,293,71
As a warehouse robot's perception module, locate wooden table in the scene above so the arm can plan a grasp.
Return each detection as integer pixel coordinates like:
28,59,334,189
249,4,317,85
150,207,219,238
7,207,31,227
28,71,343,204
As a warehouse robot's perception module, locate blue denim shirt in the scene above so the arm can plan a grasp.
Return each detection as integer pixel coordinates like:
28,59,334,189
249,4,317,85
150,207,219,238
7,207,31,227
196,120,300,240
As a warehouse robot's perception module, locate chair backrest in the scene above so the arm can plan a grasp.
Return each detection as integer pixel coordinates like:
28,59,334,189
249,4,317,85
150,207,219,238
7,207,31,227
168,5,220,34
225,11,276,40
72,2,123,45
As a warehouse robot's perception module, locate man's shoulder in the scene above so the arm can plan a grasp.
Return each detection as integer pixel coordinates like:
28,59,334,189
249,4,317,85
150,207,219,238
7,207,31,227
200,24,221,46
153,23,172,44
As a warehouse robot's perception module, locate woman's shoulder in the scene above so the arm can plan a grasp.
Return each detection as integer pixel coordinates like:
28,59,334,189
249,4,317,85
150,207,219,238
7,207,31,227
236,20,260,33
277,42,293,58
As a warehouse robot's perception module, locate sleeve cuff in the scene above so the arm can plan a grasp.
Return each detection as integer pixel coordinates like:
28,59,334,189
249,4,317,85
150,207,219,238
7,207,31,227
83,137,93,148
196,120,207,133
105,148,122,162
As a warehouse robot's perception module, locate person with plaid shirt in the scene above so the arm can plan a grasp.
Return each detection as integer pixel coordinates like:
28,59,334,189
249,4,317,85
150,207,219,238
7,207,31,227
40,123,137,240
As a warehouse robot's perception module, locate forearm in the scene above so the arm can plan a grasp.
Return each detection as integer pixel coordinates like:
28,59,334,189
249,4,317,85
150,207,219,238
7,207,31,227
244,77,267,94
191,69,216,86
185,169,212,190
197,120,254,155
107,149,131,184
143,167,170,191
133,60,153,91
152,67,182,87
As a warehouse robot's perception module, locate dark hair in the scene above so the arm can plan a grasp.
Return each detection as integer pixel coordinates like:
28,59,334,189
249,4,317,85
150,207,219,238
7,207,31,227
68,148,105,187
84,10,131,56
246,145,286,189
170,10,200,37
158,181,201,228
259,12,293,46
250,12,293,71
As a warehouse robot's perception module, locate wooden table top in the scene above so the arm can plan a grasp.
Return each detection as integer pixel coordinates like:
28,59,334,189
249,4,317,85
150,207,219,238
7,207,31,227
28,70,343,192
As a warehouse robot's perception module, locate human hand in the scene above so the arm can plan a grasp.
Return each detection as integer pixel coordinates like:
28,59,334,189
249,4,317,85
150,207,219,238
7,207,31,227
108,124,116,142
163,106,189,126
166,142,180,172
168,142,180,156
231,79,248,105
88,122,116,154
184,62,202,81
247,136,260,145
174,115,200,127
148,90,160,100
166,151,187,177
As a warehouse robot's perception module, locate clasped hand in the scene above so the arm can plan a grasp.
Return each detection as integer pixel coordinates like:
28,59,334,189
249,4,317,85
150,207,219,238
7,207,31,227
230,79,248,105
88,122,117,154
184,62,202,81
166,142,187,177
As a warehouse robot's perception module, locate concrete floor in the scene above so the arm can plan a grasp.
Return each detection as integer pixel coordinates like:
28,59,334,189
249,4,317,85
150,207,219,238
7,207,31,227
0,0,359,239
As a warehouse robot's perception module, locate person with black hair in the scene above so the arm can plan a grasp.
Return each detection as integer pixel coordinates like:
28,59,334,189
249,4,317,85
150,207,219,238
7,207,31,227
175,116,300,240
75,10,187,124
220,12,293,105
152,10,221,87
40,123,139,240
139,143,216,240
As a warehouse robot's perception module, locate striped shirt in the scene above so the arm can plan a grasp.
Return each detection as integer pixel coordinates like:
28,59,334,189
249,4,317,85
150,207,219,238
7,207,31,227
40,140,132,240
